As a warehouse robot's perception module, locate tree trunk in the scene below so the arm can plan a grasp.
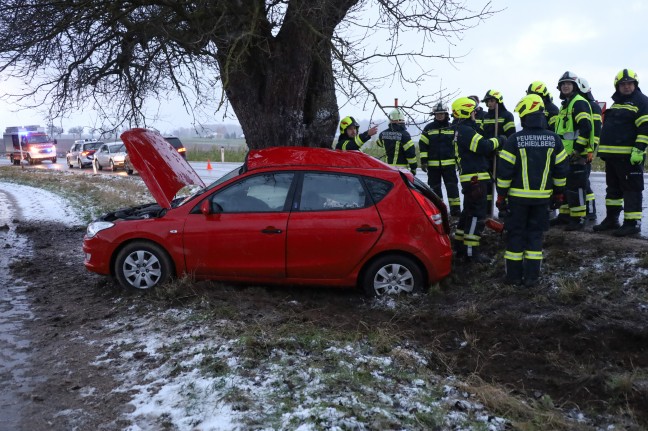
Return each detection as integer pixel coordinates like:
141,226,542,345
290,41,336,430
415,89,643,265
215,1,352,150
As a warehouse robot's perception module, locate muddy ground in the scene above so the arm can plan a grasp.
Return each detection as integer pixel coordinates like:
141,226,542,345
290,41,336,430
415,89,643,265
8,221,648,430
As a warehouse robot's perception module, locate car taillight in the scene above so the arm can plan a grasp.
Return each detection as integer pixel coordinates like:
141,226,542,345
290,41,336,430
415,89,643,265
177,147,186,153
412,190,446,234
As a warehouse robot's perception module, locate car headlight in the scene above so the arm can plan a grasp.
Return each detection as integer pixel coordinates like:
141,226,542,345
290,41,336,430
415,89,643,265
86,221,114,238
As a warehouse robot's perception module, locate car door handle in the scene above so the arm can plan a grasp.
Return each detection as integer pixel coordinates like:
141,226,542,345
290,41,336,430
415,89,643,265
356,225,378,232
261,227,283,234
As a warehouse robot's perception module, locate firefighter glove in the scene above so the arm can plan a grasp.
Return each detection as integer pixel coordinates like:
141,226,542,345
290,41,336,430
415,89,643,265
469,176,483,200
421,164,428,173
410,167,417,176
496,195,509,215
497,135,507,149
630,147,645,165
550,193,564,210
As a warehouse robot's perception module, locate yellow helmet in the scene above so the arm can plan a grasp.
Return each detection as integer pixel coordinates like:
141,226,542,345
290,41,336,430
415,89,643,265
389,108,405,123
339,116,360,134
482,89,503,103
514,94,544,118
526,81,549,97
614,68,639,88
451,97,477,119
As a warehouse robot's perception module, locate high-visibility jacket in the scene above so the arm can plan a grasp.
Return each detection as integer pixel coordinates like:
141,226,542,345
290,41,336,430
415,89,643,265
598,88,648,159
335,130,372,151
419,118,455,167
554,94,593,155
377,123,417,171
481,104,516,139
453,119,500,182
497,112,569,203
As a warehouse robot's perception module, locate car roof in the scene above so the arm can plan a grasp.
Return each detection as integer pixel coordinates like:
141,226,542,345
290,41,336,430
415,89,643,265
246,147,395,172
120,128,204,208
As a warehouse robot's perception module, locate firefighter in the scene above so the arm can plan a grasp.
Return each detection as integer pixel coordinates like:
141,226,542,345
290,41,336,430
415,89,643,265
419,102,460,216
526,81,560,131
577,77,603,221
496,94,568,287
593,68,648,236
335,116,378,151
480,90,517,213
550,71,594,231
481,90,517,139
376,108,418,174
451,97,504,263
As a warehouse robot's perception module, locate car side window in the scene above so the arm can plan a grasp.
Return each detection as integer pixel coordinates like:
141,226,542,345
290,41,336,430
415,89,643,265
299,173,367,211
212,173,294,213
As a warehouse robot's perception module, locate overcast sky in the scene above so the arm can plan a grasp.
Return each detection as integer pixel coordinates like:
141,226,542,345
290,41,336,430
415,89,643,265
1,0,646,134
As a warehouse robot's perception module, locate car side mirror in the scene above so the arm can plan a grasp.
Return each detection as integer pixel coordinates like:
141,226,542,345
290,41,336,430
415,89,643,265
200,200,212,215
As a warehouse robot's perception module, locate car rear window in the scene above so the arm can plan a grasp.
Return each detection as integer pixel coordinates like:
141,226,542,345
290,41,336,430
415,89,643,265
165,137,184,149
84,142,103,150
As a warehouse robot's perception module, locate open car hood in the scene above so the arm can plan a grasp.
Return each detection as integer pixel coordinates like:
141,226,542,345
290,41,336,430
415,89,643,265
120,129,205,209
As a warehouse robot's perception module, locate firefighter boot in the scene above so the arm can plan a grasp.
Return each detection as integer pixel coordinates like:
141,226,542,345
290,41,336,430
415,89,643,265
592,209,622,232
564,217,584,231
549,213,569,227
453,239,466,259
523,259,541,288
612,220,640,237
504,259,523,286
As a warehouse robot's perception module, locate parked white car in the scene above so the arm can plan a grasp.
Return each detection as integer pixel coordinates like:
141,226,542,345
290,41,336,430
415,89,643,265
93,142,127,172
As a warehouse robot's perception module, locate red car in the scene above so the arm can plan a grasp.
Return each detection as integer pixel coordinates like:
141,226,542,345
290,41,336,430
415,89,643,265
83,129,452,296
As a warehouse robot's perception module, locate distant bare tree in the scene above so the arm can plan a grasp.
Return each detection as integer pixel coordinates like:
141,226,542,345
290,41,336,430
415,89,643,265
68,126,84,139
0,1,496,149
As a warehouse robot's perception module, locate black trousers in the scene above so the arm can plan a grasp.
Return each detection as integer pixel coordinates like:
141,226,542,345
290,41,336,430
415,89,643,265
427,166,460,211
603,157,644,222
504,201,549,282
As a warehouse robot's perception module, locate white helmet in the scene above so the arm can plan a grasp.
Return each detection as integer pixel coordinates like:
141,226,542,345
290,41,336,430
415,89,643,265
577,77,591,93
389,108,405,123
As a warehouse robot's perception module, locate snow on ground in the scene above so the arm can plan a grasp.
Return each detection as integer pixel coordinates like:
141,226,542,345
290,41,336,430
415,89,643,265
0,181,82,225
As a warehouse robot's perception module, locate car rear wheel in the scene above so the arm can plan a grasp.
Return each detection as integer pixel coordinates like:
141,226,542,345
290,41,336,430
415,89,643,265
77,158,84,169
362,255,423,297
114,241,173,290
67,158,73,169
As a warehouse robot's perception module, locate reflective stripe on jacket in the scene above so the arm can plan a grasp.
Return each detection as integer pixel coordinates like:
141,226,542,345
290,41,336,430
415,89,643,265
598,88,648,158
497,113,569,203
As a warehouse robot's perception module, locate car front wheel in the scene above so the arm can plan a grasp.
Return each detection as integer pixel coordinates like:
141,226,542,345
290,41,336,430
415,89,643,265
362,255,423,297
95,159,102,171
110,160,116,171
114,241,173,290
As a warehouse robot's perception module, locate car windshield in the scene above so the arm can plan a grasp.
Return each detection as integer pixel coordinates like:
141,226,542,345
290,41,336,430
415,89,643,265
84,142,103,150
109,144,124,153
176,165,245,208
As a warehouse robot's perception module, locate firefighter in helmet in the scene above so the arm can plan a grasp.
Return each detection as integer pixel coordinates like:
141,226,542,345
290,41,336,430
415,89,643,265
376,108,418,175
335,116,378,151
593,68,648,236
451,97,504,263
480,90,516,213
550,71,594,231
419,101,461,216
576,76,603,221
526,80,560,131
496,94,568,287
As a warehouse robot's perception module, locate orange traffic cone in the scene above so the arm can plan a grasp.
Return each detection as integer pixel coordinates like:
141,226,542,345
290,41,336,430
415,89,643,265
206,159,212,170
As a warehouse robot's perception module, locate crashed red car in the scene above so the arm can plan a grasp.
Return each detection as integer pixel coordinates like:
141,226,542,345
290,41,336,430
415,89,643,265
83,128,452,296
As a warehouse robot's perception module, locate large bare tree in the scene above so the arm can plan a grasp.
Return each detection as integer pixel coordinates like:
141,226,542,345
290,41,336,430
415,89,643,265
0,1,495,149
